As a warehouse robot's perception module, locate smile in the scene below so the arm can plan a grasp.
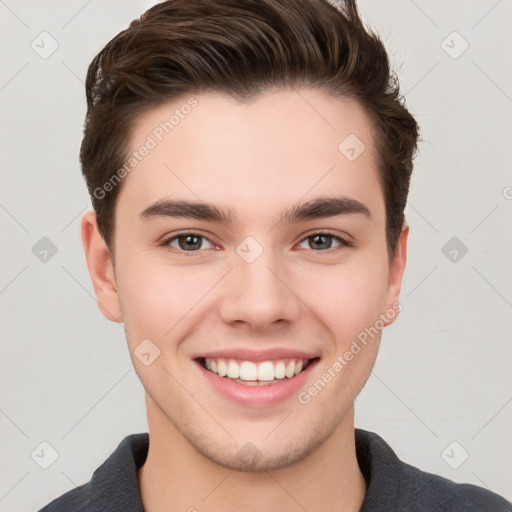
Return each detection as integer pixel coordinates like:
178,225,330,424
200,357,314,385
195,352,320,407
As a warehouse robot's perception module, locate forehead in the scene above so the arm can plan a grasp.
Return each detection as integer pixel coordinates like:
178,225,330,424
117,88,384,225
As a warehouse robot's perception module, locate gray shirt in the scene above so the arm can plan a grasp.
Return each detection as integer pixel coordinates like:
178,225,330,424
37,429,512,511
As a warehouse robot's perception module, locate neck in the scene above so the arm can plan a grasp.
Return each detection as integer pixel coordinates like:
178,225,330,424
138,395,366,512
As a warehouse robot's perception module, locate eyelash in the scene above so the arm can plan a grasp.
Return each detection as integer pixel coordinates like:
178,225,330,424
159,230,353,255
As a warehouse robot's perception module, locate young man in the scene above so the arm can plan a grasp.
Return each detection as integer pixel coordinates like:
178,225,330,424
38,0,511,510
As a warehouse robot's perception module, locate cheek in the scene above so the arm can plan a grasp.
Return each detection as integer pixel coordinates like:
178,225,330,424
298,257,390,342
115,253,216,345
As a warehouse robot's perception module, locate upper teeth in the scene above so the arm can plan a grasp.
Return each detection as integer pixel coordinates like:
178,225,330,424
204,358,308,381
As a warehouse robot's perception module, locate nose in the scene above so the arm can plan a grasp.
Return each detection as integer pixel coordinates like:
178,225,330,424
218,244,303,333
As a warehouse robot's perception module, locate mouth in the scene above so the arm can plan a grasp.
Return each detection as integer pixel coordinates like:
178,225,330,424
197,356,319,386
193,351,320,407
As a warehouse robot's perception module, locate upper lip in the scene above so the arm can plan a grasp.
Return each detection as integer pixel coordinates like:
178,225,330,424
193,348,319,362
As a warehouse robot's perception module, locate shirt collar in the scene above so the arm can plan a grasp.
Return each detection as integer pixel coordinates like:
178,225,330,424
86,428,401,510
87,432,148,511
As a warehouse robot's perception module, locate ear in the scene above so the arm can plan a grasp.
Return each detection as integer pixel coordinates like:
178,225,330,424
383,224,408,327
80,210,123,322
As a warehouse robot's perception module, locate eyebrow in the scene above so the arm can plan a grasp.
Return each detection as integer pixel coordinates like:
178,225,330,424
139,196,372,225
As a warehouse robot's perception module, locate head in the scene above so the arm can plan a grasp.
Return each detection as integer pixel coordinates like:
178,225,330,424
81,0,418,472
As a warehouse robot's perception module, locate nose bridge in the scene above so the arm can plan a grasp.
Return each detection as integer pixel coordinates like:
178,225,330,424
219,237,302,329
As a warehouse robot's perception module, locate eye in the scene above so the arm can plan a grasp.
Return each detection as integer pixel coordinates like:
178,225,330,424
297,232,352,251
159,230,352,255
161,232,216,253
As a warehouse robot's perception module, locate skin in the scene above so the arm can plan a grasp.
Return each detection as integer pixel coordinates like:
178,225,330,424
81,88,408,512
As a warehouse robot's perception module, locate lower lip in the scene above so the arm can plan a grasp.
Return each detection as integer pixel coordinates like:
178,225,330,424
196,359,319,407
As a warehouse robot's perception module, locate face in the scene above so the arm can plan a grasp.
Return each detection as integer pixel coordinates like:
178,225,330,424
82,88,407,472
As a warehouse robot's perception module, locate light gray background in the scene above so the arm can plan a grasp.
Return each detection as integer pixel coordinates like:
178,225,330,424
1,0,511,510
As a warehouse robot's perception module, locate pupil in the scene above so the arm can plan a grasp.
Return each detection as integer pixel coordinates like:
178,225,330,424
180,235,201,250
312,234,331,250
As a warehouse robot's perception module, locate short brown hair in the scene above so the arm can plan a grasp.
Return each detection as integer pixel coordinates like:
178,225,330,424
80,0,419,259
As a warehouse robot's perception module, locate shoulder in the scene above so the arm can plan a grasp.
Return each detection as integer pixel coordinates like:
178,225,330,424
397,458,512,511
36,483,91,512
355,428,512,512
36,433,149,512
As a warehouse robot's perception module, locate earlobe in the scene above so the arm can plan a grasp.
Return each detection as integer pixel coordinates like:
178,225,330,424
80,210,123,322
383,224,408,327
